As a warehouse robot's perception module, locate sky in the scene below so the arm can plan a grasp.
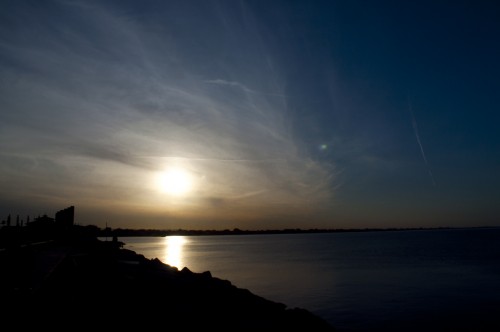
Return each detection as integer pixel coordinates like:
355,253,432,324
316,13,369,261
1,0,499,230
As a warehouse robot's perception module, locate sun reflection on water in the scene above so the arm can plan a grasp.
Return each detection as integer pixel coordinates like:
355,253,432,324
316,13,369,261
164,236,187,269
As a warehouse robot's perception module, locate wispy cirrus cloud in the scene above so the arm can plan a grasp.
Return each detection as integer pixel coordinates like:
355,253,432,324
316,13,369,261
0,0,335,228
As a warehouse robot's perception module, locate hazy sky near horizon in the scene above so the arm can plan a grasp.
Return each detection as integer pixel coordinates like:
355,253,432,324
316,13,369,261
1,0,499,229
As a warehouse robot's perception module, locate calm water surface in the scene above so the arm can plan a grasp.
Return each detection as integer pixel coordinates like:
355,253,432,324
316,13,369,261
119,228,500,331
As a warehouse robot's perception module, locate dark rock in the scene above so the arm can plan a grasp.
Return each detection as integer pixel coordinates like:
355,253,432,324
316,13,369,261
181,266,193,274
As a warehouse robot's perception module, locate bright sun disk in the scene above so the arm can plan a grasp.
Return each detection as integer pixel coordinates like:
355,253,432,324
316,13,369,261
158,168,192,196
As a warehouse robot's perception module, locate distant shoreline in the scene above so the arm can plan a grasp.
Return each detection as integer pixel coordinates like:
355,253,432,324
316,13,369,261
100,225,499,237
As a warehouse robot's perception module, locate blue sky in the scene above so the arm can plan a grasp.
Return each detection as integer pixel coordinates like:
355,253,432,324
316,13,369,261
1,0,499,229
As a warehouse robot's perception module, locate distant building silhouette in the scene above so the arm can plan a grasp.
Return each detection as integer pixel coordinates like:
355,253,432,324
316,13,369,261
1,206,77,248
30,214,55,227
55,206,74,229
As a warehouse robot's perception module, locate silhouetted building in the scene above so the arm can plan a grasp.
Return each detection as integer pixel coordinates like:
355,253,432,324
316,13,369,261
55,206,74,229
30,214,55,227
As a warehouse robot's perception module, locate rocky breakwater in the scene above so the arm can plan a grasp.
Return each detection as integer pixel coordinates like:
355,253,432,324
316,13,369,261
2,239,334,330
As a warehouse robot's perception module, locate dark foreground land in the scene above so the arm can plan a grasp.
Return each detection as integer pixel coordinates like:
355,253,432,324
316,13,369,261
0,237,334,330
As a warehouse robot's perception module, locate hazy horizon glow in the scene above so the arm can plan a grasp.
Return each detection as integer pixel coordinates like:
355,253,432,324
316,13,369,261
1,1,499,229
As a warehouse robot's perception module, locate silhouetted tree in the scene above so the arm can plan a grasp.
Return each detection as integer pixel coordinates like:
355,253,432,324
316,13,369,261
6,214,11,227
16,215,20,227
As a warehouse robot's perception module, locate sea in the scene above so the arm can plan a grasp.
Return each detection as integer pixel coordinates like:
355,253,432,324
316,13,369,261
116,228,500,331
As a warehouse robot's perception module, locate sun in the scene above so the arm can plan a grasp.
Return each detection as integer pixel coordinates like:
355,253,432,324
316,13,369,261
158,168,192,196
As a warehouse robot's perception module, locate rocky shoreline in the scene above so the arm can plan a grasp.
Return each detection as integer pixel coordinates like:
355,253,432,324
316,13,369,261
1,237,334,330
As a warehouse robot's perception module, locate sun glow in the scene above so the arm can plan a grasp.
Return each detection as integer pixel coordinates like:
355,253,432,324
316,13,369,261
158,168,192,196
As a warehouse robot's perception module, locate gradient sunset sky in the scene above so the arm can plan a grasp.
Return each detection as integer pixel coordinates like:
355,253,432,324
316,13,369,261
1,0,499,229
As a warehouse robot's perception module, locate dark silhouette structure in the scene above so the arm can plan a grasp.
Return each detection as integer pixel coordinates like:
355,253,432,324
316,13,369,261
0,206,77,248
29,214,55,227
55,206,74,229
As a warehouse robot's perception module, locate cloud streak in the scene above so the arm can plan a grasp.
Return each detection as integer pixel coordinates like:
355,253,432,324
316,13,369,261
408,98,436,187
204,79,286,97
